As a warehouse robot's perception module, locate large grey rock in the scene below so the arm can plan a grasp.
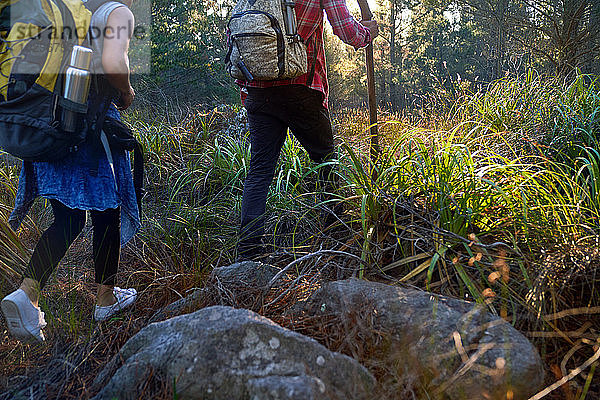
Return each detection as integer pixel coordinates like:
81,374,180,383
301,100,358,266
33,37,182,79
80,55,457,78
148,288,206,323
301,279,544,400
93,306,375,400
211,261,279,288
150,262,281,323
207,261,282,310
148,262,280,324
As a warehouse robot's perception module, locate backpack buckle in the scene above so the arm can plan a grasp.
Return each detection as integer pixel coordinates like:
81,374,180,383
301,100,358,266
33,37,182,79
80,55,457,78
287,34,303,45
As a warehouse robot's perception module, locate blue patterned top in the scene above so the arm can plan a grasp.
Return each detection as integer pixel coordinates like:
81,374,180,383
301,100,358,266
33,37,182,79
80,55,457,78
9,105,141,245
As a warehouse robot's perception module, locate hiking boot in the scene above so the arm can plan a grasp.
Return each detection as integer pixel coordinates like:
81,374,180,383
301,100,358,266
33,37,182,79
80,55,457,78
94,287,137,322
1,289,47,342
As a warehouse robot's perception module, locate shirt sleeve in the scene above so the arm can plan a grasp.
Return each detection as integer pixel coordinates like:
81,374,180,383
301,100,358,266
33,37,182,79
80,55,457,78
323,0,371,50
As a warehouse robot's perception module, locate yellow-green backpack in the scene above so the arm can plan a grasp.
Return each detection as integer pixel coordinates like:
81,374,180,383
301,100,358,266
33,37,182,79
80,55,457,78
0,0,113,161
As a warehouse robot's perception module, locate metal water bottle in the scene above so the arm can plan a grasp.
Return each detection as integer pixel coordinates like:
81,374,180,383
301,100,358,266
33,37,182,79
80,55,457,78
61,46,93,133
282,0,297,36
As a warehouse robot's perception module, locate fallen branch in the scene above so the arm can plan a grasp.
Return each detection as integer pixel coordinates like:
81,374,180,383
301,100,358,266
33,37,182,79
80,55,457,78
543,306,600,322
528,343,600,400
267,250,368,289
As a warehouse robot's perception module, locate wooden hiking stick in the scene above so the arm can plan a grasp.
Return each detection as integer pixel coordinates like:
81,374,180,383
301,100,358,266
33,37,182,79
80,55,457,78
356,0,379,161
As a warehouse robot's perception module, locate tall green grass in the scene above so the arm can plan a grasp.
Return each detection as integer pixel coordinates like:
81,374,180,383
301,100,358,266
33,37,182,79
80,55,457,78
1,72,598,319
122,73,600,323
321,72,600,332
1,71,599,398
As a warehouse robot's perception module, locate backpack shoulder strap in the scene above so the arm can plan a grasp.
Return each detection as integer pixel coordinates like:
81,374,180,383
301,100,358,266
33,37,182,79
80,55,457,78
85,74,118,175
132,138,145,214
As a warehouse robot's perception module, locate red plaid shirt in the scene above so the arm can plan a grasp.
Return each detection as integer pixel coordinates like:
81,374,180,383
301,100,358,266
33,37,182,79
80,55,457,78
237,0,371,107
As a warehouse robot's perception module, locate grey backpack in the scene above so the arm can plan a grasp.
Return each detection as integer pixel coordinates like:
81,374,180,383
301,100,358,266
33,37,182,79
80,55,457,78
226,0,307,81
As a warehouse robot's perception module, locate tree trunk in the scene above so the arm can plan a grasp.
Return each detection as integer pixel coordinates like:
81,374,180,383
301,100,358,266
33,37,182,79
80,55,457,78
556,0,587,76
389,0,397,111
495,0,509,78
590,0,600,73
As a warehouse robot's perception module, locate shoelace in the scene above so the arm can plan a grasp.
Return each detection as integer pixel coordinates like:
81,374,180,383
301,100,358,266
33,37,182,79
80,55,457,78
102,288,135,310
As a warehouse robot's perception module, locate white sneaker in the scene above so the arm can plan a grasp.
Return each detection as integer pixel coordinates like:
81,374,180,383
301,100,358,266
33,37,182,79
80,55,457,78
1,289,47,342
94,287,137,322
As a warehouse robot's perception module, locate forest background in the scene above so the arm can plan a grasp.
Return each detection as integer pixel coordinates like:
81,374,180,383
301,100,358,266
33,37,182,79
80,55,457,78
144,0,600,111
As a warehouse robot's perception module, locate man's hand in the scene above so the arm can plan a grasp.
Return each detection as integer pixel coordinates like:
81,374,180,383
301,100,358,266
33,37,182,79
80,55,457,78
117,86,135,110
361,20,379,41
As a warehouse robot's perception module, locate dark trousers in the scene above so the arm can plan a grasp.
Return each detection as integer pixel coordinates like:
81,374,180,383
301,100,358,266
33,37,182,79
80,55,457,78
23,199,121,289
239,85,336,258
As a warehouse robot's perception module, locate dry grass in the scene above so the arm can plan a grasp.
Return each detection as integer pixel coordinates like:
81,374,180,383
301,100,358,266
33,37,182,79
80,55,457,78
1,217,598,399
275,296,425,400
